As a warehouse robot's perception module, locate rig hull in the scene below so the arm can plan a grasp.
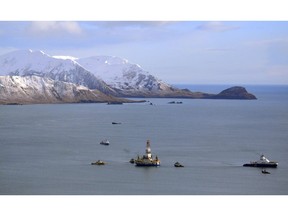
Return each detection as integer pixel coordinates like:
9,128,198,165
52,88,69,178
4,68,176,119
243,163,277,168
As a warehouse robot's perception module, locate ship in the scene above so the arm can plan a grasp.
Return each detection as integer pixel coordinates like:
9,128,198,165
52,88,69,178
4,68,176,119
134,140,160,167
100,139,110,145
174,162,184,167
243,154,278,168
91,160,106,165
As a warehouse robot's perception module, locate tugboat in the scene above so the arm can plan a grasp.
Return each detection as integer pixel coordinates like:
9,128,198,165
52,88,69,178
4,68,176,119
91,160,106,165
100,139,110,146
243,154,278,168
174,162,184,167
134,140,160,167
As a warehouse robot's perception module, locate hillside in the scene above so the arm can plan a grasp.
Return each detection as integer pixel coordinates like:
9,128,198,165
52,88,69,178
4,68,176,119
0,76,132,105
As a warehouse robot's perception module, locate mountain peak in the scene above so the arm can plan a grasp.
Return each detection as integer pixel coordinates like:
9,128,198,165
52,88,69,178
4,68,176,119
0,49,68,76
15,49,48,56
53,55,79,61
30,49,46,55
0,49,52,63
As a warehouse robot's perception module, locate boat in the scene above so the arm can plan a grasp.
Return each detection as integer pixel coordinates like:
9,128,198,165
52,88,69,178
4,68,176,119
91,160,106,165
112,122,121,125
243,155,278,168
168,101,182,104
174,162,184,167
134,140,160,167
262,169,270,174
129,158,135,164
100,139,110,145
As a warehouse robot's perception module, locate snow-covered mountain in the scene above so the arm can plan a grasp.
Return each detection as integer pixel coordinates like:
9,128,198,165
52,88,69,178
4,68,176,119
0,50,116,95
0,49,257,102
0,50,78,75
0,75,129,104
0,50,179,97
76,56,174,97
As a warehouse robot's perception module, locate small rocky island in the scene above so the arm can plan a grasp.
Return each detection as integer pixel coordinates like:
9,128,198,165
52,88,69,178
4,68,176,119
206,86,257,100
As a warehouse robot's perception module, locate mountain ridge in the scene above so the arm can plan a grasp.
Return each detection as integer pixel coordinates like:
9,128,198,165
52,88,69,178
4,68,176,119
0,49,117,95
0,49,257,103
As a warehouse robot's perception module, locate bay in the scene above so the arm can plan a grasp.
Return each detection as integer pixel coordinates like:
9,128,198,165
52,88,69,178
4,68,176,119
0,85,288,195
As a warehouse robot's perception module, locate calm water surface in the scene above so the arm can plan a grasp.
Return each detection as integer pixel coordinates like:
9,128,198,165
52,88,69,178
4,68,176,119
0,85,288,194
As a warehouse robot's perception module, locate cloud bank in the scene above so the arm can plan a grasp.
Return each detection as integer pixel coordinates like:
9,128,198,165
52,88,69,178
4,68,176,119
26,21,83,36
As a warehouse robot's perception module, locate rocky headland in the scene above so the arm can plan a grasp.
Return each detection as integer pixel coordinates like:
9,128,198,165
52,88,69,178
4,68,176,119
207,86,257,100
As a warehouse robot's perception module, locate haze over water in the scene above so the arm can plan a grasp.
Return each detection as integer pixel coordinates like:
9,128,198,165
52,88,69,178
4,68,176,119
0,85,288,195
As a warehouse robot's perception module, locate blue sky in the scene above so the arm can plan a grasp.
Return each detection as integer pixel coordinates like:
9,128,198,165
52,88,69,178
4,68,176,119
1,21,288,85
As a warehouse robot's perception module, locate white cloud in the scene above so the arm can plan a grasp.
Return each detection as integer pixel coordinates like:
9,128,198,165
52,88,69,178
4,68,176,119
196,21,239,32
26,21,83,36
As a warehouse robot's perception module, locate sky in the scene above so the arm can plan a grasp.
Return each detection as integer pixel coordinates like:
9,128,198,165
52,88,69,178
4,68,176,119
0,1,288,85
0,21,287,85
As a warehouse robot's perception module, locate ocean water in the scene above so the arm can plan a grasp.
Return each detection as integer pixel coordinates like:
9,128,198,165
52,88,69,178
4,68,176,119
0,85,288,195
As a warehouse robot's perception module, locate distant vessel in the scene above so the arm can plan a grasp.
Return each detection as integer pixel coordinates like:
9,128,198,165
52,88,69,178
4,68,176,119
174,162,184,167
112,122,121,125
91,160,106,165
243,155,278,168
262,169,270,174
168,101,183,104
100,139,110,145
135,140,160,167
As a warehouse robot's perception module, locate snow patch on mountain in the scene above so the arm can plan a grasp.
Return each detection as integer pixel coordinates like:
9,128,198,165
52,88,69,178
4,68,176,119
0,49,176,97
53,55,79,61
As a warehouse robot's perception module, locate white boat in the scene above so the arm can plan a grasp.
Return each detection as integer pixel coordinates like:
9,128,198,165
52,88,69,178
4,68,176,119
100,139,110,145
